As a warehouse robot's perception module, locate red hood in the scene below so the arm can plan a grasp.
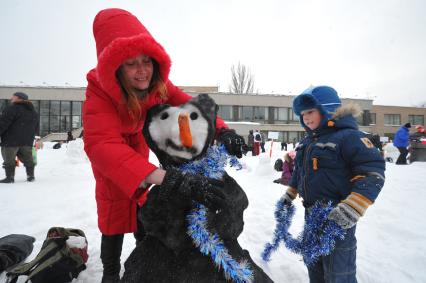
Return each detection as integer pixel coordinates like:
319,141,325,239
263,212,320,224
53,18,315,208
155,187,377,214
92,8,171,103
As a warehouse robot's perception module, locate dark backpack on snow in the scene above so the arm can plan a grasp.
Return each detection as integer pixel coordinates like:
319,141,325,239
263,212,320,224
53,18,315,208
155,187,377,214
6,227,88,283
0,234,35,273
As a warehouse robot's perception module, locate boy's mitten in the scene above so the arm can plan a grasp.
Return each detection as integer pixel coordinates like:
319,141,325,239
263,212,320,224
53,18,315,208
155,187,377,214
328,192,373,229
161,167,227,210
273,178,281,184
218,128,246,158
328,203,360,229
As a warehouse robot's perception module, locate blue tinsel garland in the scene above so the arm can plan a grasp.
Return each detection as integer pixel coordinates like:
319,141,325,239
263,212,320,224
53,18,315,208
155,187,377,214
262,198,346,266
180,145,253,283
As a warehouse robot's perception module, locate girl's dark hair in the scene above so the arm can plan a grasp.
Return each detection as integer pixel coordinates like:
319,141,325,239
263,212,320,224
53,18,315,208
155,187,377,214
116,59,168,123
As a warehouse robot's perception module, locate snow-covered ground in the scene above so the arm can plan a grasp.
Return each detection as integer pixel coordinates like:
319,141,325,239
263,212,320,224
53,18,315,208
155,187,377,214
1,140,425,283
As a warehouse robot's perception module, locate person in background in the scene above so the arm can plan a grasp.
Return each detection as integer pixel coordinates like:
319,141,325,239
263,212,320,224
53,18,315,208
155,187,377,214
273,150,296,186
253,129,261,156
0,92,38,183
247,130,254,155
83,8,245,283
393,123,411,165
410,125,426,141
282,85,385,283
281,140,287,151
66,131,74,143
260,132,266,153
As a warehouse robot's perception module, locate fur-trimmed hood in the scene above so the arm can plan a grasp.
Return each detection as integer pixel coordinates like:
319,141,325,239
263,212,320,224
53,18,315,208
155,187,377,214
308,103,362,136
331,102,362,121
91,8,172,104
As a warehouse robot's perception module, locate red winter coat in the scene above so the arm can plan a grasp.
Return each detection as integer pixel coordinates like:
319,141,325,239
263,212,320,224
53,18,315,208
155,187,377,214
83,8,227,235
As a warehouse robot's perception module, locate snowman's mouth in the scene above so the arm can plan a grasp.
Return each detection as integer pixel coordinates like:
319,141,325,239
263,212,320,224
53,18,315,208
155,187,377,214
166,139,197,154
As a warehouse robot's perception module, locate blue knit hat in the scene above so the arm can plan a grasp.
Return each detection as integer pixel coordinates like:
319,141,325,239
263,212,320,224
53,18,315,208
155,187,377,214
293,86,341,128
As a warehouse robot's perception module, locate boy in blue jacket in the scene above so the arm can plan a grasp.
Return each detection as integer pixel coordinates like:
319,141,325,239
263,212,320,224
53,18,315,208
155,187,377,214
283,86,385,283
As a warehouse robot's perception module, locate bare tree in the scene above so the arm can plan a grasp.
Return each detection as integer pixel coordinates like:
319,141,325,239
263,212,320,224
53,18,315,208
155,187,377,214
229,62,254,94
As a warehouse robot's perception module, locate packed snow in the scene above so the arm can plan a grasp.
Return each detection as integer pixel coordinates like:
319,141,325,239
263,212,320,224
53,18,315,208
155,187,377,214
1,140,425,283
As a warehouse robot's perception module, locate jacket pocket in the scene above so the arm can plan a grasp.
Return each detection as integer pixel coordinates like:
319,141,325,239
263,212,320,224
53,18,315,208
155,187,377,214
311,142,340,169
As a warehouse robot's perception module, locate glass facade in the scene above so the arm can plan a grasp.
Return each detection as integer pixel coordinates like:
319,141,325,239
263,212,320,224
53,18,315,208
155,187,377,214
384,114,401,126
217,105,232,120
0,99,83,137
273,107,299,124
408,115,424,126
370,113,377,125
238,106,268,122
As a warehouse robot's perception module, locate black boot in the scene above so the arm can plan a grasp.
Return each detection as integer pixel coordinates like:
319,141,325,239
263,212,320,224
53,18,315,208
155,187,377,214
0,166,15,183
100,234,124,283
26,166,35,182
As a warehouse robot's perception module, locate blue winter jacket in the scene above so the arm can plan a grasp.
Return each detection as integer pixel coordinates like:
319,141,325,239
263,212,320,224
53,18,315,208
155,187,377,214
393,126,410,148
289,107,385,207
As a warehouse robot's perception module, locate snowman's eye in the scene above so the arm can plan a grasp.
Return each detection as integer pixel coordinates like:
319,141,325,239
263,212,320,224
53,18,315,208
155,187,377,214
190,112,198,120
160,112,169,120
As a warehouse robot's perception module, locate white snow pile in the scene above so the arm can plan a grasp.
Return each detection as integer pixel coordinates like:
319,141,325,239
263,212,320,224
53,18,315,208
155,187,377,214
1,141,426,282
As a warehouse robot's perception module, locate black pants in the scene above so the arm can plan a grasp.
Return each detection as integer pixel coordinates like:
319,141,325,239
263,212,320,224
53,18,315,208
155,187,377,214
100,206,146,279
396,147,409,164
1,146,34,168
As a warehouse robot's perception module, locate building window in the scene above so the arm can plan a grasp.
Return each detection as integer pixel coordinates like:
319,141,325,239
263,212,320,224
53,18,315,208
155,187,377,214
384,114,401,126
240,106,253,121
253,106,268,121
274,107,289,122
61,101,71,115
72,116,82,129
217,105,232,120
72,101,82,115
40,101,50,115
50,101,60,115
289,108,299,123
408,115,424,126
30,100,40,113
40,116,50,137
370,113,376,125
50,115,60,132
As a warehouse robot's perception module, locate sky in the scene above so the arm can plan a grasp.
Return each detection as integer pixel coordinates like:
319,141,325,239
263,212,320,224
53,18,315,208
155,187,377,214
1,141,426,282
1,0,426,107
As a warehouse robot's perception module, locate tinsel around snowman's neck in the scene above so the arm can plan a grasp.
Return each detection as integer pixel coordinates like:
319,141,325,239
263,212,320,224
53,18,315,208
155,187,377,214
178,144,233,179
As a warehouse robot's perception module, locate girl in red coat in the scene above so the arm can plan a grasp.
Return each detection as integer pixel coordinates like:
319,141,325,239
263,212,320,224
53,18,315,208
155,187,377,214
83,8,245,283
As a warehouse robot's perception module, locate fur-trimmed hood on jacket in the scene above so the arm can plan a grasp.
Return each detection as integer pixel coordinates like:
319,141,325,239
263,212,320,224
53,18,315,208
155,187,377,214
308,103,363,136
90,8,172,105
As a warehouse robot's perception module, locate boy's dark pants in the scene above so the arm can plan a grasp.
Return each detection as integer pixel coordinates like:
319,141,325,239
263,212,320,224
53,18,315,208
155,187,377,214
100,206,145,282
396,147,409,164
308,225,357,283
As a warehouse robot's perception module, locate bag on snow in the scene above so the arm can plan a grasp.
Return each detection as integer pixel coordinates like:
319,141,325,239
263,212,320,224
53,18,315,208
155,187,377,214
0,234,35,272
6,227,88,283
274,158,284,172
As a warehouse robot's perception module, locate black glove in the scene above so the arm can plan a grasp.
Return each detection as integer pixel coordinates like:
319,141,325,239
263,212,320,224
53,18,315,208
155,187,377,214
161,168,227,210
218,128,246,158
273,178,282,184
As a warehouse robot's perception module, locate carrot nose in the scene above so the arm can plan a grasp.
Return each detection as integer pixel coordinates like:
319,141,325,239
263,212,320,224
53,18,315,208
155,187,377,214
178,113,192,148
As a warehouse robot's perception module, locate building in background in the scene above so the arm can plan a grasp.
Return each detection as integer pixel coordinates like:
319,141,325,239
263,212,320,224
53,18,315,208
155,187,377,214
1,85,425,142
